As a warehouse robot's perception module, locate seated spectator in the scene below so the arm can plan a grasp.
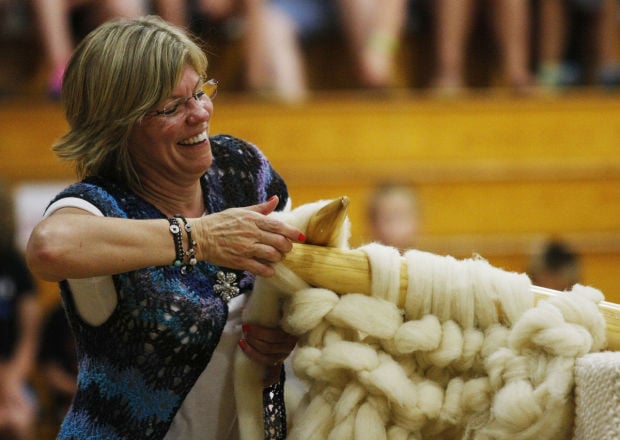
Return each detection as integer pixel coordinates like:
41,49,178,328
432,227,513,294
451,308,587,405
527,239,581,291
367,182,421,252
31,0,146,98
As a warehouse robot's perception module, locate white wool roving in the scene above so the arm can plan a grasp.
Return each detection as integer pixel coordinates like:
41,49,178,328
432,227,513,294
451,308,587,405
235,200,341,440
237,200,608,440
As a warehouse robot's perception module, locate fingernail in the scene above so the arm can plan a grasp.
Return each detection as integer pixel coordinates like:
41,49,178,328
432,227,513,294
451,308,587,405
238,339,248,350
242,323,250,334
268,195,277,202
298,232,306,243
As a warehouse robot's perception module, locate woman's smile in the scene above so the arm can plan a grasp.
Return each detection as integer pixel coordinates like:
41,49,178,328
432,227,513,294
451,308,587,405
179,129,208,146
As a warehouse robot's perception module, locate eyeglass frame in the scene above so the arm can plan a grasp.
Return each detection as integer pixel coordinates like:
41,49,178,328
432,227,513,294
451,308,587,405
146,78,218,118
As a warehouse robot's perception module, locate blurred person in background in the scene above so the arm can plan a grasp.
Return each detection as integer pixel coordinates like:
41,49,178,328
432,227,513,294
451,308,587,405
367,182,421,252
527,239,581,291
0,182,40,440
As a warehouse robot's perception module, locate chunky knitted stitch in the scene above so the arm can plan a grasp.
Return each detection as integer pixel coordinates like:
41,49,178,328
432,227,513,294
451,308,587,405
52,135,289,440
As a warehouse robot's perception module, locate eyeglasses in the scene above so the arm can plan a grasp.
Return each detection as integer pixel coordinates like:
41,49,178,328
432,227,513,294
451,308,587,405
148,79,218,118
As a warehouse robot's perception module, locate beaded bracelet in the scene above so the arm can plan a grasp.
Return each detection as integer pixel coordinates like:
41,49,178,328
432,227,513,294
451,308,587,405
176,214,197,275
167,217,185,268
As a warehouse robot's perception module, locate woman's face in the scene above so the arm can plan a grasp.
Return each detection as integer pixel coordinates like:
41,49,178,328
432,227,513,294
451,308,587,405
128,65,215,187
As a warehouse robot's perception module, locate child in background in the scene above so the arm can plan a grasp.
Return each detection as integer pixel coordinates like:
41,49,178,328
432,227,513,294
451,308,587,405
527,239,581,291
367,183,421,252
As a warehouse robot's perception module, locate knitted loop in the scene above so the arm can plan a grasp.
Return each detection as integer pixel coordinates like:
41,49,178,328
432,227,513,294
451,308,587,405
242,200,608,440
281,243,607,440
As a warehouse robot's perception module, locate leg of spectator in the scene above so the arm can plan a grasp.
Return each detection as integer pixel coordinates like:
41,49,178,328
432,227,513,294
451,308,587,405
537,0,569,87
151,0,188,26
32,0,75,97
243,0,308,102
32,0,147,98
338,0,407,88
196,0,238,19
492,0,533,91
433,0,476,91
593,0,620,86
91,0,147,22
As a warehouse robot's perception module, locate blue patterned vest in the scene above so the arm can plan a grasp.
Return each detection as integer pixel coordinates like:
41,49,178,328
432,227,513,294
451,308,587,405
54,135,289,439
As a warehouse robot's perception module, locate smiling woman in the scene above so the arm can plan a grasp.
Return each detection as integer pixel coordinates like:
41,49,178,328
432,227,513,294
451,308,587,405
128,65,216,189
25,15,304,440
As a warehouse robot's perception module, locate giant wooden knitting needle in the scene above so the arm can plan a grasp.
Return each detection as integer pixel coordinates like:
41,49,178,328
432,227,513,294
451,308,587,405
282,197,620,351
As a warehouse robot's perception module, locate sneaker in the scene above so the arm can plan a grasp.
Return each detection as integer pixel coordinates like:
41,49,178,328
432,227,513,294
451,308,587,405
537,62,581,89
597,64,620,89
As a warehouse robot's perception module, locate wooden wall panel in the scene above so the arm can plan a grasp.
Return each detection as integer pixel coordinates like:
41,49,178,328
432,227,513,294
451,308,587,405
2,93,619,303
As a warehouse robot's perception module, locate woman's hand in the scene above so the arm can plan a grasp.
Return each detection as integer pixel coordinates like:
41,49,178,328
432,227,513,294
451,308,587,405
238,323,298,387
194,196,305,277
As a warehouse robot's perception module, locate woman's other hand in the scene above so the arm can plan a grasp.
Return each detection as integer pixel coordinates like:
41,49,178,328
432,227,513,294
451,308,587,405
238,323,298,387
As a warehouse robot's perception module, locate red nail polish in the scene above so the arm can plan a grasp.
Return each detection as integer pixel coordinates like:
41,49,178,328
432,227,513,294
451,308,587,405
298,232,306,243
238,339,248,350
242,323,250,334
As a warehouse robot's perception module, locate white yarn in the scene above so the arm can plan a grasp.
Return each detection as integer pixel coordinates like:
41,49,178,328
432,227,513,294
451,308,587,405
235,201,331,440
326,293,403,340
286,246,606,439
236,200,609,440
359,243,402,304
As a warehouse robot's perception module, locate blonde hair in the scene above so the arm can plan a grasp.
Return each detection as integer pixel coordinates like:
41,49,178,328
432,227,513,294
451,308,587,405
53,15,209,190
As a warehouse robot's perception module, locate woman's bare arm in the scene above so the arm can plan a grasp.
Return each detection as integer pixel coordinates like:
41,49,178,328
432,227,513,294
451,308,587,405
26,208,176,281
26,197,304,282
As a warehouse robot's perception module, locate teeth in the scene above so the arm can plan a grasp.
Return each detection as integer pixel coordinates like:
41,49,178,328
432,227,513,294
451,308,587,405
179,130,207,145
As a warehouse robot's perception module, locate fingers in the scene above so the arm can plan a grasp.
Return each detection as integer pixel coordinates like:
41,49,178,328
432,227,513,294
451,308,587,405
243,323,298,354
238,323,296,386
256,215,306,247
238,324,298,368
247,195,280,216
249,196,306,244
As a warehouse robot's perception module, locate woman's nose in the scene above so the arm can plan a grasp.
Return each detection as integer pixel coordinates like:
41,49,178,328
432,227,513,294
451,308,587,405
186,98,213,122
